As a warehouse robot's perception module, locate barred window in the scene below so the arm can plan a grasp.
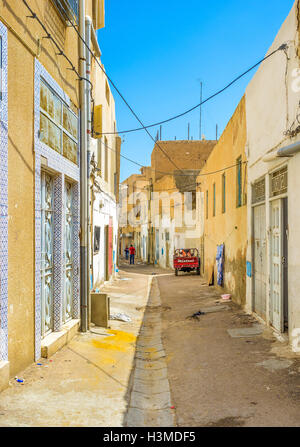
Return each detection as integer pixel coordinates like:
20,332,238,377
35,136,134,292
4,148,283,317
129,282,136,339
252,178,265,204
270,167,288,197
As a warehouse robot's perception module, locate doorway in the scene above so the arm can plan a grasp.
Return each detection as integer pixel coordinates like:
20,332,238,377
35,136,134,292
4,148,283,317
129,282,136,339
270,198,288,333
253,204,267,319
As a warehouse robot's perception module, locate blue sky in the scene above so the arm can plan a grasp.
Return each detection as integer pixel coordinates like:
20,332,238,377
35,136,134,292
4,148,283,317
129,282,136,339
97,0,295,181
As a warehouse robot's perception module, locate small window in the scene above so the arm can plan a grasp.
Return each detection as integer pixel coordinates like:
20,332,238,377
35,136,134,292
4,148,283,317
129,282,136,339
105,81,110,105
52,0,79,24
97,139,102,173
236,156,242,207
104,137,108,182
94,226,100,253
222,173,226,213
213,183,216,217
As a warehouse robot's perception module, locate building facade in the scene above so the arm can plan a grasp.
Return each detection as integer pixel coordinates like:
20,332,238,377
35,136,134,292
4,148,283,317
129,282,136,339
245,1,300,351
0,0,113,391
199,97,247,305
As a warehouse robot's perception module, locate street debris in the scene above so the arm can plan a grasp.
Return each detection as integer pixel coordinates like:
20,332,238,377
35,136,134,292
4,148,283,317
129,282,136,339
15,377,24,383
187,310,206,320
110,312,132,322
221,294,231,301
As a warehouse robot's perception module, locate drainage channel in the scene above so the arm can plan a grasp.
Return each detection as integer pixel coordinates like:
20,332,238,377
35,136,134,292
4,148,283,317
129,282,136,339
125,277,175,427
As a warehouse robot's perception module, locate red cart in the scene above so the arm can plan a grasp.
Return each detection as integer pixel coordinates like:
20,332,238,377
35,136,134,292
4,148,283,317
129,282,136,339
173,248,201,276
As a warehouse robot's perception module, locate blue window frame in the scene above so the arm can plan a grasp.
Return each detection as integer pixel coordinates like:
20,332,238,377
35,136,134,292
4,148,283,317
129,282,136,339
237,156,242,207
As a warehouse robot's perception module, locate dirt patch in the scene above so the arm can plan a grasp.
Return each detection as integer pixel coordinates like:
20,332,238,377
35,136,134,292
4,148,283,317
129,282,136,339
205,416,247,427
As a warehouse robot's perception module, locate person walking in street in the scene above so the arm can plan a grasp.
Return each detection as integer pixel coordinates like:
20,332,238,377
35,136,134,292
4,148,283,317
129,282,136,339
129,244,136,265
125,246,129,260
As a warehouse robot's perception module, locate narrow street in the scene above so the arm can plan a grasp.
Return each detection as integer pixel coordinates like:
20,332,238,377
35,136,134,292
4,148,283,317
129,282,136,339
121,263,300,427
0,262,299,427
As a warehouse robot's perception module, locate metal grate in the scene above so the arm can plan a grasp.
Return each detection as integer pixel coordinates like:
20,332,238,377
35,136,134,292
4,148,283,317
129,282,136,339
271,167,288,197
252,178,265,204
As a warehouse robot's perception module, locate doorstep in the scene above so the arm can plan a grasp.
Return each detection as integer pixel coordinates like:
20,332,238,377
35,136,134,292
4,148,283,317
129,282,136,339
41,319,80,359
0,361,9,392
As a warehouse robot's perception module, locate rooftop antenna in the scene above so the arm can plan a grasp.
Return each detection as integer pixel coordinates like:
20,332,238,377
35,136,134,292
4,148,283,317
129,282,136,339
160,125,162,140
197,79,203,140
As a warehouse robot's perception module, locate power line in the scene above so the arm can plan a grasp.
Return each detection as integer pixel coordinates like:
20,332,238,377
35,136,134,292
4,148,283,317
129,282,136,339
50,7,185,174
99,43,288,136
120,161,248,195
21,2,253,181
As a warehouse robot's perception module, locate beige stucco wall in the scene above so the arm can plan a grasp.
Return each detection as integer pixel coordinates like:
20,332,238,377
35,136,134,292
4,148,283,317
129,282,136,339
199,97,247,305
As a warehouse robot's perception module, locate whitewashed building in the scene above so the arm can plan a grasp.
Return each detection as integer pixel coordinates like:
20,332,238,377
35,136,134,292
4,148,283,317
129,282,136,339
245,0,300,352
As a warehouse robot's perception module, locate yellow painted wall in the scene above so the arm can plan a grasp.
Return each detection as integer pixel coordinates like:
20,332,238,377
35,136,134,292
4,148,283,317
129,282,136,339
7,32,35,376
0,0,96,377
199,97,247,305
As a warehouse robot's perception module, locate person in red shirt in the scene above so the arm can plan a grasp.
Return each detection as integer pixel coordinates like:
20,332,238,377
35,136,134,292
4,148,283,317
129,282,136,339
129,245,136,265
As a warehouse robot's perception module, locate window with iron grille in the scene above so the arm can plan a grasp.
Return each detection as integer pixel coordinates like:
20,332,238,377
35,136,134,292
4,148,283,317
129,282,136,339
51,0,79,24
252,178,265,204
270,167,288,197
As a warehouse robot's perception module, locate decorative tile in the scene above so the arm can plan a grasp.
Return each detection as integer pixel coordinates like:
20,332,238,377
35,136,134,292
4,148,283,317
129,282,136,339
34,60,80,360
0,23,8,362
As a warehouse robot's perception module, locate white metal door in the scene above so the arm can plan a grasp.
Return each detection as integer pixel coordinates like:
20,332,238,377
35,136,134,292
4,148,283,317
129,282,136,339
41,172,54,337
271,200,283,332
63,181,73,323
253,204,267,319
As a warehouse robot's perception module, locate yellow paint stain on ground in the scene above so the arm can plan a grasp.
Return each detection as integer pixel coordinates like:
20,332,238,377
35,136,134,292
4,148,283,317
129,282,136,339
165,353,174,364
92,329,136,353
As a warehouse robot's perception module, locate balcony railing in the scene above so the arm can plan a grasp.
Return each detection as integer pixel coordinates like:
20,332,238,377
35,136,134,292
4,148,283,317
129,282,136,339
52,0,79,24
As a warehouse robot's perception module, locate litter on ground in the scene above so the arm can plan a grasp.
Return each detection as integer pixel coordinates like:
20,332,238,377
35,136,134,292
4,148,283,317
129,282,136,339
188,311,206,320
110,312,132,322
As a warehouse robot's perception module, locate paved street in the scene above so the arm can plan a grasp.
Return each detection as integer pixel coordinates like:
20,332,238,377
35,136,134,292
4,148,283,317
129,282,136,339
123,263,300,427
0,262,299,427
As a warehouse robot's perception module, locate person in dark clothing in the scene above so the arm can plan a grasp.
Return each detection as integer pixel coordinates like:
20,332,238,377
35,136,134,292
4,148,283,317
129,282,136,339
125,246,129,260
129,245,136,265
